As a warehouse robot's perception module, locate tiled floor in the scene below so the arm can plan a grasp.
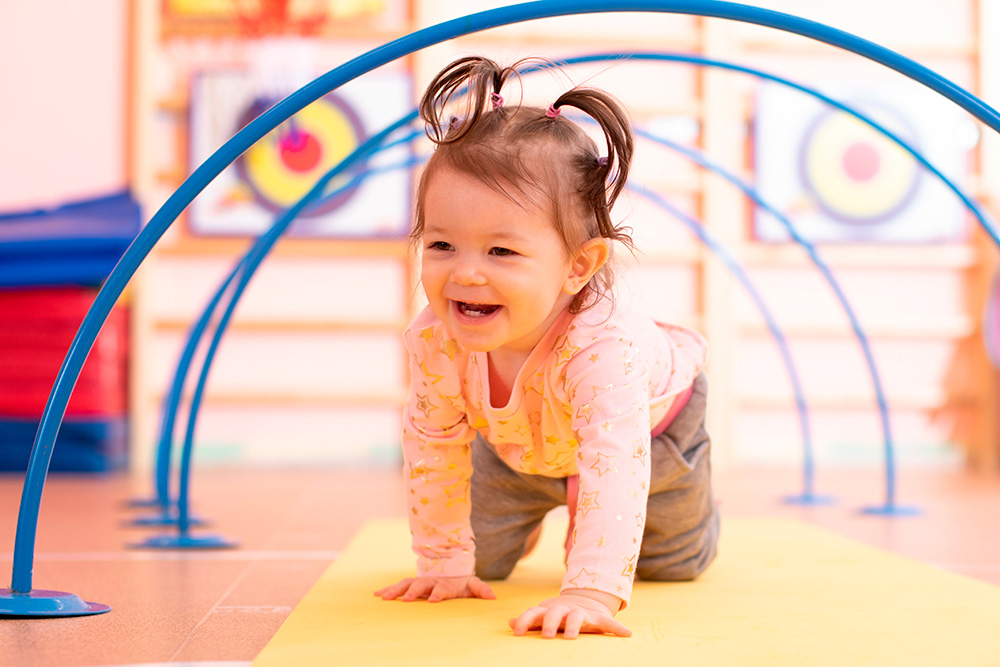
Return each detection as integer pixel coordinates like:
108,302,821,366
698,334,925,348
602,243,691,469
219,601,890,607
1,463,998,666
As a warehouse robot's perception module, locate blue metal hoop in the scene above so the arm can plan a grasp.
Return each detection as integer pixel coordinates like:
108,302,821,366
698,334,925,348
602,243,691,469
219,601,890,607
161,50,995,527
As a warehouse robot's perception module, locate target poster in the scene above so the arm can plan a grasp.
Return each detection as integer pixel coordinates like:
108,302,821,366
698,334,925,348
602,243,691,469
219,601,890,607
189,69,412,237
753,81,971,243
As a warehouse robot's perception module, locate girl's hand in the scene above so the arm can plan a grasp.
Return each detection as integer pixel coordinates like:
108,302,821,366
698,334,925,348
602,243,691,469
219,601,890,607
375,575,496,603
509,590,631,639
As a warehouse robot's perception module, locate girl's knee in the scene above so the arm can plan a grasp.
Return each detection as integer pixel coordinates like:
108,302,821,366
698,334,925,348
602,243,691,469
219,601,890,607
637,546,716,582
474,558,516,581
637,512,720,582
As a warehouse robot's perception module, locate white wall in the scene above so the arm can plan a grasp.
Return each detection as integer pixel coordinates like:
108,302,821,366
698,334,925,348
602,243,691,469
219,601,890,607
0,0,127,211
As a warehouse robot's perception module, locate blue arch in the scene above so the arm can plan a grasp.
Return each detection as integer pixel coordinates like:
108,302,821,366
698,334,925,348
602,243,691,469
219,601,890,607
157,50,994,522
152,138,818,536
8,0,1000,604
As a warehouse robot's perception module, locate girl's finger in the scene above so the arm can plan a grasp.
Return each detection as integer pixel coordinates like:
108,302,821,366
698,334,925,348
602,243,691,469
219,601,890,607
563,608,587,639
374,578,414,599
399,578,436,601
427,579,456,602
541,605,570,639
510,607,546,635
467,577,496,599
587,615,632,637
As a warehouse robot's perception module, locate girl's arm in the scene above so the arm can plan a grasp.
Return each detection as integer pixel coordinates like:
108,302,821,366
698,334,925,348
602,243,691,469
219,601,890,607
377,317,483,597
376,425,491,602
560,339,653,609
509,328,654,637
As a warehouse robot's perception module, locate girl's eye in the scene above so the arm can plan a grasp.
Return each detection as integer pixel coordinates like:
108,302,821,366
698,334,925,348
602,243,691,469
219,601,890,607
427,241,453,251
490,247,515,257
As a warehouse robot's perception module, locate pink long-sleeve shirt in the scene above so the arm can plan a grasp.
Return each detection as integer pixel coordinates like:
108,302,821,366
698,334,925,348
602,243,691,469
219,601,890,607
401,299,707,605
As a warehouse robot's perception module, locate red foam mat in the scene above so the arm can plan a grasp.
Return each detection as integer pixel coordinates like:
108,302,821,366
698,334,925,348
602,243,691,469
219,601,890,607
0,287,127,417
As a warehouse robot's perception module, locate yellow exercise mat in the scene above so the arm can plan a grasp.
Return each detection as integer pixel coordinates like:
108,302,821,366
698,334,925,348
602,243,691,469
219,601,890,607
253,517,1000,666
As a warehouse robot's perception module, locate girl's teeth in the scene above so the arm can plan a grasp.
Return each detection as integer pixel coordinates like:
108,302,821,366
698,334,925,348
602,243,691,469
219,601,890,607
459,302,499,317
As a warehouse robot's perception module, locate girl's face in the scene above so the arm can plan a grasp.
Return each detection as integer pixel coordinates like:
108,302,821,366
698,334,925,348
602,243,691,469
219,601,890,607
419,167,598,363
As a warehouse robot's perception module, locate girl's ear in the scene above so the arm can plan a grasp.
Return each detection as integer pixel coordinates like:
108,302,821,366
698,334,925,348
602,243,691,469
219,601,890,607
564,238,609,296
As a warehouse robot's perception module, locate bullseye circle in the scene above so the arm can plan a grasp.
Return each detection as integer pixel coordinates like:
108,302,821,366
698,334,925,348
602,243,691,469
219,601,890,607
235,93,366,216
799,106,920,224
280,128,322,172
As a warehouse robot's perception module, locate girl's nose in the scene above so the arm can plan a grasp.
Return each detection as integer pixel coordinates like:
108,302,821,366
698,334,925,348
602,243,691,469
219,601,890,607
451,256,487,285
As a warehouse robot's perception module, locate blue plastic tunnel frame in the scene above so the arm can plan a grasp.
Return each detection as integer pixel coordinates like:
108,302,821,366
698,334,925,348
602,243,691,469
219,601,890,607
139,48,994,552
129,118,421,550
130,255,247,521
141,57,827,530
147,127,816,548
5,0,1000,617
154,48,996,531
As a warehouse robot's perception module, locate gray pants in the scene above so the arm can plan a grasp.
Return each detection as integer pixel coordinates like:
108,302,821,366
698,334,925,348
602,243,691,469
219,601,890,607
470,372,719,582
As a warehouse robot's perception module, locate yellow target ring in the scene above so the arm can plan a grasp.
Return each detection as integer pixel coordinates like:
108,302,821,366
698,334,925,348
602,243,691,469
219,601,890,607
801,109,920,224
237,93,364,215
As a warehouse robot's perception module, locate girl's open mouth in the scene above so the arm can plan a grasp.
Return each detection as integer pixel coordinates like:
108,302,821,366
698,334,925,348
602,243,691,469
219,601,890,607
455,301,500,318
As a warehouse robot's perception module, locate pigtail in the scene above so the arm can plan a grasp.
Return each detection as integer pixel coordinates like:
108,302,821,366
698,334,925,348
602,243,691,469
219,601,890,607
419,56,517,145
550,88,635,248
414,56,636,313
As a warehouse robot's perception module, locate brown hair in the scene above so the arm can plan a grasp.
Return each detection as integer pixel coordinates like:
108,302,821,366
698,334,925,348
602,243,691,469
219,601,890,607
412,56,635,312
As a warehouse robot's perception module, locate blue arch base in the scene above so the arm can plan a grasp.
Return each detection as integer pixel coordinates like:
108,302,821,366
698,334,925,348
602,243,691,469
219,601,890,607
124,496,168,509
129,534,239,550
126,512,207,528
783,492,836,506
0,589,110,617
860,503,922,517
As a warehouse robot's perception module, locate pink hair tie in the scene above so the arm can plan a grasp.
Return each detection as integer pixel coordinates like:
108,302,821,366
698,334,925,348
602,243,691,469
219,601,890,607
596,156,608,167
490,92,504,109
545,104,561,119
